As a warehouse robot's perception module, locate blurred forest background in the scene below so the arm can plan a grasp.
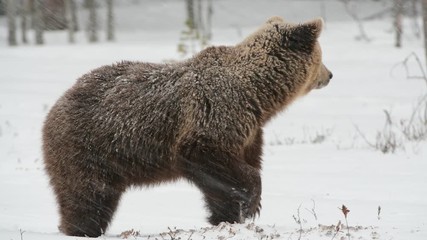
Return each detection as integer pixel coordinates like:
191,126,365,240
0,0,426,60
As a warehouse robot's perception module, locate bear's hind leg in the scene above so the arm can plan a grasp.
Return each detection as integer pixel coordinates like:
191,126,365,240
56,180,124,237
180,145,261,225
243,128,263,170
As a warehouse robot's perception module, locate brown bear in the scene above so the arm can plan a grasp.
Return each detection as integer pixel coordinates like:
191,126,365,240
43,16,332,237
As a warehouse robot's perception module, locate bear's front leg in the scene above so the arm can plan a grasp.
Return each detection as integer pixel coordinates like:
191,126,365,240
180,145,261,225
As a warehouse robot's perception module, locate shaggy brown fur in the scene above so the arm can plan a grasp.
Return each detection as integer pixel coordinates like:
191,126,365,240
43,16,332,237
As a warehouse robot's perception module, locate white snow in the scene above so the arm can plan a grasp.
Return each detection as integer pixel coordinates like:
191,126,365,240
1,1,427,239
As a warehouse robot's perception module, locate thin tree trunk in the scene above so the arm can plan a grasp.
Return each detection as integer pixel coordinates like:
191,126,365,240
30,0,35,29
186,0,196,53
65,0,75,43
106,0,114,41
195,0,209,44
423,0,427,68
206,0,213,40
43,0,67,30
196,0,202,34
7,0,18,46
394,0,403,48
412,0,421,38
0,1,5,15
21,0,29,44
186,0,195,29
34,0,44,45
71,0,78,31
87,0,98,42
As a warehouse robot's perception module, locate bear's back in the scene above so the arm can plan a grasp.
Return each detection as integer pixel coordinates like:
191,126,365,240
46,61,188,166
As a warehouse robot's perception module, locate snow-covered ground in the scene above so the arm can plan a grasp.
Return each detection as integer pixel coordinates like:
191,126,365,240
1,1,427,239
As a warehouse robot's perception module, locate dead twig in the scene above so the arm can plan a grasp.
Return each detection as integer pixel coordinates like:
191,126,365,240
330,221,342,240
400,52,427,85
305,199,318,221
19,229,25,240
339,205,351,240
293,204,303,240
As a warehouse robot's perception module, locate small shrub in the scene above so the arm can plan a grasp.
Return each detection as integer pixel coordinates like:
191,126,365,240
401,95,427,141
375,110,401,153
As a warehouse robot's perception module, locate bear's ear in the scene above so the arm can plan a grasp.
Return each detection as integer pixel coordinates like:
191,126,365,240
285,18,323,53
300,18,323,39
266,16,285,25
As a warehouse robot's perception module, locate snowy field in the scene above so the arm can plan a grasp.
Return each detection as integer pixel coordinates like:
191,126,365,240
1,1,427,239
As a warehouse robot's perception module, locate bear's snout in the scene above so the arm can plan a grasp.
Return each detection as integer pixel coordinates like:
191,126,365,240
315,66,332,89
316,79,329,89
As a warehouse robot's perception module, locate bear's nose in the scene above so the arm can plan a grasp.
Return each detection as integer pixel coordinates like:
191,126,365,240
329,72,333,79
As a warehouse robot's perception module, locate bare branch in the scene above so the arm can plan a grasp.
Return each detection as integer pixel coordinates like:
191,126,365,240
338,0,371,42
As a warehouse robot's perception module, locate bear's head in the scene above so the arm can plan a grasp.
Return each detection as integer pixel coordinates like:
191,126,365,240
270,16,332,94
239,16,333,96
